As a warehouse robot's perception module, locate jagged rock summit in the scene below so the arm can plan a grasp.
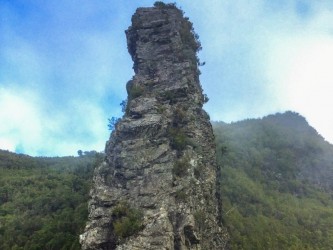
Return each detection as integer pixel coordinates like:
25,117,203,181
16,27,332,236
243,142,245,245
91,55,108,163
80,3,228,249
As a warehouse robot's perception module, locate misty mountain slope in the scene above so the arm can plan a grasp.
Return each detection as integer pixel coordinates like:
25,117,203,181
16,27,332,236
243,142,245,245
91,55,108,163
213,111,333,249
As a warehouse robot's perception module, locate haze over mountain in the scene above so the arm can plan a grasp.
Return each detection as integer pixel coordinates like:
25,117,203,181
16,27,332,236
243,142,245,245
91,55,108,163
214,111,333,249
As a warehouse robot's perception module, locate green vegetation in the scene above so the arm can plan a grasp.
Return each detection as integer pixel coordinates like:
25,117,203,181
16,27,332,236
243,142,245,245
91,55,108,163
153,1,177,9
0,150,103,250
193,210,205,232
172,157,190,178
160,90,181,104
180,19,201,53
174,189,187,201
120,99,128,113
153,1,202,67
2,111,333,249
128,84,144,100
122,83,144,116
179,10,202,67
214,111,333,249
108,117,120,131
112,202,143,239
168,106,190,151
203,93,209,103
168,127,188,151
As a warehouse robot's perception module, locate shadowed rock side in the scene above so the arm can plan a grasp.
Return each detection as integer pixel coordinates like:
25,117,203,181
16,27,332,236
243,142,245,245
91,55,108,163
80,4,228,250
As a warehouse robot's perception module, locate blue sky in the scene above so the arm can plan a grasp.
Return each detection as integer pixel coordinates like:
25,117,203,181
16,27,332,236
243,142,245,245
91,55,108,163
1,0,333,156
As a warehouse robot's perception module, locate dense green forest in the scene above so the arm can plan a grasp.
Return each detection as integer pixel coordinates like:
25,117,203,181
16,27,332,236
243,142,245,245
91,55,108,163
214,111,333,249
0,150,103,250
1,111,333,249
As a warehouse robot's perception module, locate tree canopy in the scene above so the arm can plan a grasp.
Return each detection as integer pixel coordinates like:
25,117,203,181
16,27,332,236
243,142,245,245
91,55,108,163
0,150,104,250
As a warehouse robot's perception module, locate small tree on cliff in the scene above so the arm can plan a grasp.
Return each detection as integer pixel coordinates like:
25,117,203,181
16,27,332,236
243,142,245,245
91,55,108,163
108,117,120,131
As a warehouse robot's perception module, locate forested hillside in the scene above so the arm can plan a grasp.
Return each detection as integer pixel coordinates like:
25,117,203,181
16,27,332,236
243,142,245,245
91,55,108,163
214,111,333,249
0,150,103,250
1,111,333,249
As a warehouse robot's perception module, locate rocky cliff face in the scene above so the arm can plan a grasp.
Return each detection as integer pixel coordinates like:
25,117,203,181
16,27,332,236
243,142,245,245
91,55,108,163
80,3,228,250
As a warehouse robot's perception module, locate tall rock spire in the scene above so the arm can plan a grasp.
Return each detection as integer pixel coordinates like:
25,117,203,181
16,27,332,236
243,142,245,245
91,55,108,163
80,3,228,249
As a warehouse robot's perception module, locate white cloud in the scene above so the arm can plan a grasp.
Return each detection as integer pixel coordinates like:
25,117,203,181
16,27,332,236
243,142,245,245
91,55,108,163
0,86,110,156
267,34,333,142
0,1,125,155
262,0,333,143
0,87,42,153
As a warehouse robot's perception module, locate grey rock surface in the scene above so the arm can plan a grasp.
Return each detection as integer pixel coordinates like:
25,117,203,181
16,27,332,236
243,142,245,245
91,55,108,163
80,4,229,250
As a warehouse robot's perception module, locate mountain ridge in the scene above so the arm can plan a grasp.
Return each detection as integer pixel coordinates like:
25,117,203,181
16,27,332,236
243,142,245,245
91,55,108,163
214,111,333,192
213,110,333,249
